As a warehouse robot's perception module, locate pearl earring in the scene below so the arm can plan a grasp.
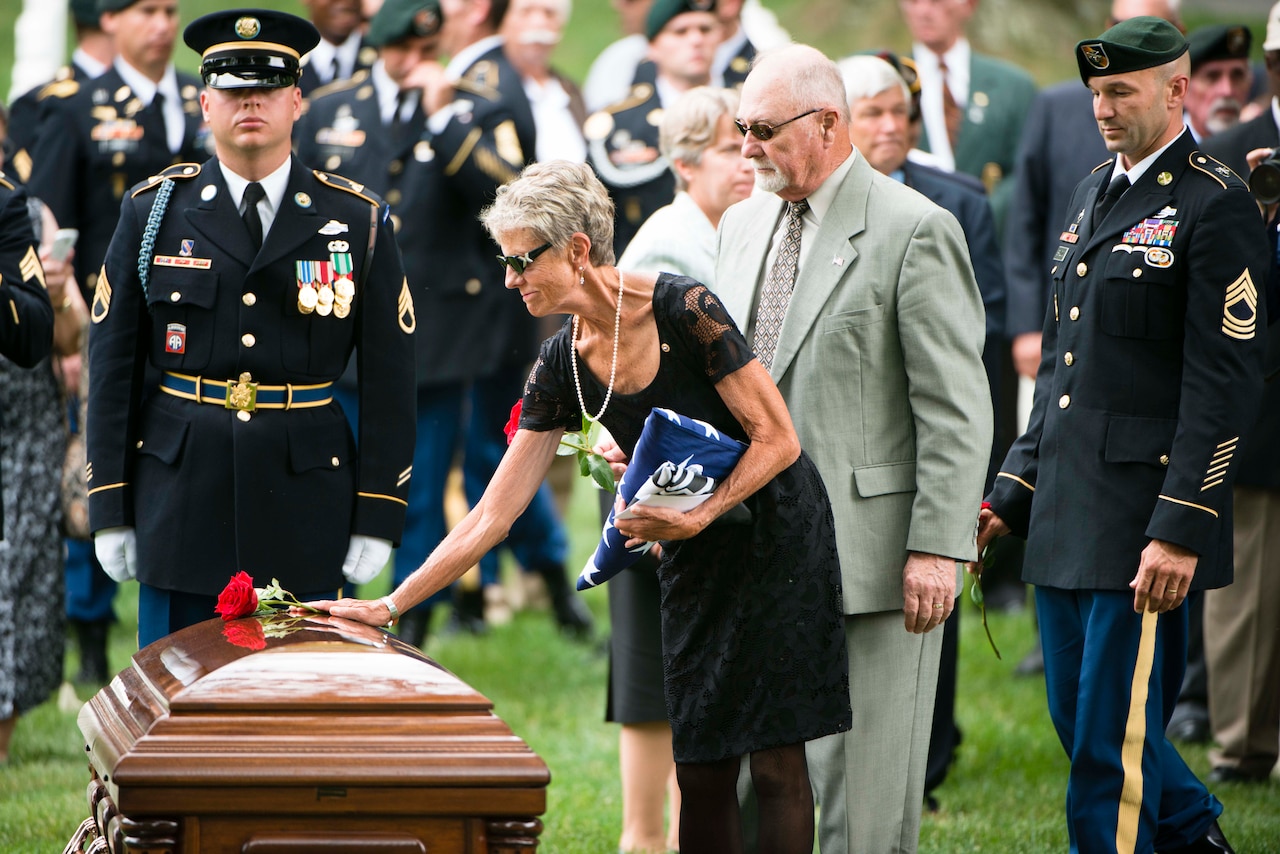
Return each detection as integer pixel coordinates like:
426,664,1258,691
579,267,585,287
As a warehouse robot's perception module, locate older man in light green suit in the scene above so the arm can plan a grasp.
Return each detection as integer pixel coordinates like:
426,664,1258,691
716,45,992,853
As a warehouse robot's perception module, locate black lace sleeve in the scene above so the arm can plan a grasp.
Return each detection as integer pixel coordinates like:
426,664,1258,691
519,331,583,433
660,275,755,383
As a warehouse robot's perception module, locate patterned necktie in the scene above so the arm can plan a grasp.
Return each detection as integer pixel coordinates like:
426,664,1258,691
753,200,809,371
937,56,962,150
1094,173,1130,224
242,182,266,250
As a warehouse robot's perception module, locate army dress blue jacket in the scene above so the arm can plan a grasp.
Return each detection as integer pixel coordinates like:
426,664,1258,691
28,65,207,304
86,156,416,597
987,130,1268,591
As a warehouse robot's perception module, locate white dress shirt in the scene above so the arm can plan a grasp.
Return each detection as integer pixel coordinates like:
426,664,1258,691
220,157,292,240
912,38,971,173
114,57,184,154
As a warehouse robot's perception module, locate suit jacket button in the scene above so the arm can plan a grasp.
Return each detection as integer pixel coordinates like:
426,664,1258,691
243,292,257,306
1064,351,1074,366
1069,306,1081,320
1058,394,1071,409
1076,262,1088,277
1159,454,1170,466
242,333,256,347
465,278,482,295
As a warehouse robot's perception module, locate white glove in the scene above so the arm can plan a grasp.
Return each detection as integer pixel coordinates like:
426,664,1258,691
94,526,138,582
342,535,393,585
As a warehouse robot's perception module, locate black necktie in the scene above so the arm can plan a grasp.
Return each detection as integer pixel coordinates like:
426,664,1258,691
390,90,412,143
242,182,266,250
1094,173,1130,224
142,91,168,151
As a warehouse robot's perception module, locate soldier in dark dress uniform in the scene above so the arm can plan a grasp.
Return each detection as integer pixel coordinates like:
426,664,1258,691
980,19,1265,853
28,0,206,308
296,0,378,98
5,0,114,185
88,8,416,647
586,0,719,258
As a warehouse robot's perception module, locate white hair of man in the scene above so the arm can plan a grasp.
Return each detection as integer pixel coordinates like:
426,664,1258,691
837,55,910,108
751,45,852,122
659,86,739,192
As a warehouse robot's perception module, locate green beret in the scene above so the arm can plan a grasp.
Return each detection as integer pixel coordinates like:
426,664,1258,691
1188,25,1252,71
646,0,717,42
366,0,443,48
184,9,321,90
72,0,100,26
1077,16,1189,83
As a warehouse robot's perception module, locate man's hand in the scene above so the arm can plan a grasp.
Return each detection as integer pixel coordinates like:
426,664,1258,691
902,552,957,633
342,536,393,585
94,526,137,582
1012,332,1042,379
1130,538,1197,613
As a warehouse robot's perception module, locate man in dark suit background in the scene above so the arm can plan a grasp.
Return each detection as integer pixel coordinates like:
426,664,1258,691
1197,1,1280,786
839,53,1006,813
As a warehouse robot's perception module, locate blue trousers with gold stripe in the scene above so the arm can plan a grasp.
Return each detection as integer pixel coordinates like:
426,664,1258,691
1037,588,1222,854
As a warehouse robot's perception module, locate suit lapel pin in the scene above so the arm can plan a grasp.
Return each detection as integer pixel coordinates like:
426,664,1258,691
295,192,312,208
832,256,845,266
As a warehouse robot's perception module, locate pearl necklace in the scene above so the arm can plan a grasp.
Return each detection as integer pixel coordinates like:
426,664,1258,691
572,268,624,422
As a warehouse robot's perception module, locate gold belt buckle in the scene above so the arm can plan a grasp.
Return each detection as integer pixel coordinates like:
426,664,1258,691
225,372,258,412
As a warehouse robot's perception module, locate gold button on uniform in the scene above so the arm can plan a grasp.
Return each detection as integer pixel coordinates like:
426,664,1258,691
1159,454,1170,466
464,278,481,295
1064,351,1074,366
242,292,256,306
331,456,340,467
1132,269,1142,278
241,333,256,347
1070,306,1081,320
1077,262,1088,277
136,440,144,449
388,160,404,176
237,410,251,422
386,189,402,206
1059,394,1071,409
170,291,181,302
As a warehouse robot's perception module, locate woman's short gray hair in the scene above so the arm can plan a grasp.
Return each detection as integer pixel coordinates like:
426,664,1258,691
659,87,739,192
481,160,616,267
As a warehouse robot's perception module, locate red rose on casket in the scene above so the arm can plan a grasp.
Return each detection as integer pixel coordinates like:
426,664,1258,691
216,571,259,620
505,400,522,445
222,620,267,650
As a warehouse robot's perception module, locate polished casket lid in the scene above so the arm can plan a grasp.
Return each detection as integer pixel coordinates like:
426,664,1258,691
79,614,549,814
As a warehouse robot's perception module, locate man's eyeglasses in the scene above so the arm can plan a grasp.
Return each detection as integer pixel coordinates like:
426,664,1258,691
496,242,552,274
734,108,822,141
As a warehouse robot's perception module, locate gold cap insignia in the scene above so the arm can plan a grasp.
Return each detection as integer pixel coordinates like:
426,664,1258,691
1228,27,1248,56
1082,44,1109,70
235,16,261,39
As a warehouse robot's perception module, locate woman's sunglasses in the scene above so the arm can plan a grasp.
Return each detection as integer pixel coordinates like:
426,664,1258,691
496,242,552,274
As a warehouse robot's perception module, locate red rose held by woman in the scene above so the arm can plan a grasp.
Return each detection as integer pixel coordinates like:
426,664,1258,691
504,400,522,445
215,571,259,620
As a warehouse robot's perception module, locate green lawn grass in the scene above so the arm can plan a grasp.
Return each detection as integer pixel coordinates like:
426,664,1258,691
3,476,1278,852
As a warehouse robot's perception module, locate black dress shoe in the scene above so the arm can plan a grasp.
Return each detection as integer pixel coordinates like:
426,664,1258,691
1208,765,1270,784
72,619,111,685
1166,702,1211,743
1159,820,1235,854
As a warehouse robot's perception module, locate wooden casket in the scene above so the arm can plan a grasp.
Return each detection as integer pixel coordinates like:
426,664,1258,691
69,614,549,853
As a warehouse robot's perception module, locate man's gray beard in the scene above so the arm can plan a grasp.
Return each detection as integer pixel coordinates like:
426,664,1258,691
752,160,789,194
518,29,561,46
1206,98,1243,136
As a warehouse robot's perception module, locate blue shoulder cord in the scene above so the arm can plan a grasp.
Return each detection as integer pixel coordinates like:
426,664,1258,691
137,178,175,304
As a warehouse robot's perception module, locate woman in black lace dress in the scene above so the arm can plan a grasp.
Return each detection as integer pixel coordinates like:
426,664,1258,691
310,161,850,854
